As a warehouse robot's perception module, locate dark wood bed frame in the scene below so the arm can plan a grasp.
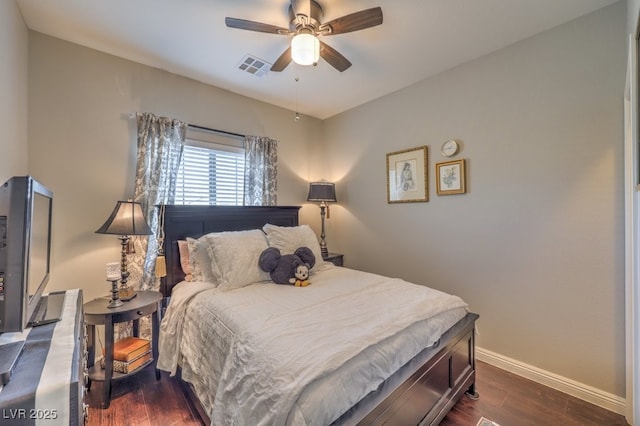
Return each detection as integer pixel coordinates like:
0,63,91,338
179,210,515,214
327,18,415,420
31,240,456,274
160,205,479,425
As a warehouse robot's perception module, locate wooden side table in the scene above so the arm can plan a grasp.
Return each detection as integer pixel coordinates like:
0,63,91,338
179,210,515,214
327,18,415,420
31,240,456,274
323,252,344,267
84,290,162,409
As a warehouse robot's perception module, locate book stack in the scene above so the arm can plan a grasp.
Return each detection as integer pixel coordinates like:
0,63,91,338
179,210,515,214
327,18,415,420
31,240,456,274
102,336,152,374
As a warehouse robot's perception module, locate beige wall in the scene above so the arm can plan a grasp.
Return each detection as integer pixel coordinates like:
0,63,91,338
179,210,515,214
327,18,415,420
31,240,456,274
28,33,323,302
323,2,626,397
0,0,29,183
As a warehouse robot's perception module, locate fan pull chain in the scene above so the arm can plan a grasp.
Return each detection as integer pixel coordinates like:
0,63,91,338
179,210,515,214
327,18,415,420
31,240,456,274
294,76,300,122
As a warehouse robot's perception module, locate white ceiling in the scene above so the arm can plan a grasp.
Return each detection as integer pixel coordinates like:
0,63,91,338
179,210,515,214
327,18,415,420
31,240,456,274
16,0,619,119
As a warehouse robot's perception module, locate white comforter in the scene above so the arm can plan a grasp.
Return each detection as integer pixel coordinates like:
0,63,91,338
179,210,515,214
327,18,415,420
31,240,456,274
158,266,468,426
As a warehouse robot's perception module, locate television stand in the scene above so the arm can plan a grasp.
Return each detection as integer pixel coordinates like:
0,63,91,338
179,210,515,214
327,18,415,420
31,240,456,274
28,292,64,327
0,341,25,385
0,289,86,424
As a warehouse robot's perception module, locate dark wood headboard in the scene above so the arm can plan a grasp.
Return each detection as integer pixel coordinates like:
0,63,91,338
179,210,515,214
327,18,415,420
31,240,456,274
160,205,300,298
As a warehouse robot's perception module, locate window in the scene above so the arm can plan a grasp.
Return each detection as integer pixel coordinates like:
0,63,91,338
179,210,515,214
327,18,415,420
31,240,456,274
174,139,245,205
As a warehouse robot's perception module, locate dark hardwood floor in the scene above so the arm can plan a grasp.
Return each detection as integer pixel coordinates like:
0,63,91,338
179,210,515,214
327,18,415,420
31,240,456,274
440,362,628,426
86,361,628,425
85,367,201,426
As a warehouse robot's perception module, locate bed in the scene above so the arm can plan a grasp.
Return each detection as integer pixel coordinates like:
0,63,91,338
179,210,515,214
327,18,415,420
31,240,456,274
157,205,479,425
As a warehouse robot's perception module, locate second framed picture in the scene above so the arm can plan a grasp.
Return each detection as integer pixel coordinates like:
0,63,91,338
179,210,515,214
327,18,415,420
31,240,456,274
436,159,466,195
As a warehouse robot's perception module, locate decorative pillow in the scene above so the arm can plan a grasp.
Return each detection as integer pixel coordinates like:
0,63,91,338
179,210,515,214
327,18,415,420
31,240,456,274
203,229,271,291
177,240,193,281
262,224,328,271
186,237,218,284
259,247,315,286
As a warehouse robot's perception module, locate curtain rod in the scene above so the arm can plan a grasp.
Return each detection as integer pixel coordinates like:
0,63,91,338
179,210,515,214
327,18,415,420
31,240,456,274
127,113,245,139
187,123,245,139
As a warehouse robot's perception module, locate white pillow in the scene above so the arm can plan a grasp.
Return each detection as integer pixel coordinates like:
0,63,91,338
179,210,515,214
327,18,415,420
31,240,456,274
186,237,218,284
203,229,270,291
262,224,327,271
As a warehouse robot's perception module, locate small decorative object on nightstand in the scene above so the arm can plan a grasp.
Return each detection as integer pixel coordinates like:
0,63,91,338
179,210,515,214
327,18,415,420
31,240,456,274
323,252,344,267
307,181,337,258
105,262,123,308
84,290,162,409
95,200,153,301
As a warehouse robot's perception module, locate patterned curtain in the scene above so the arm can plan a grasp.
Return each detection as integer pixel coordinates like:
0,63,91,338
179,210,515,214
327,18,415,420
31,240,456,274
244,136,278,206
128,112,186,291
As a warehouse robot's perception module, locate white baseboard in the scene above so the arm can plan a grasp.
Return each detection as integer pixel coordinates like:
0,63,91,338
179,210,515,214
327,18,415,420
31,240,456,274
476,346,626,416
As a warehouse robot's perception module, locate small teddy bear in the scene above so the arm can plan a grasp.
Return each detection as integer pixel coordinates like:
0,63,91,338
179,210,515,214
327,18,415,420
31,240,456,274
258,247,316,286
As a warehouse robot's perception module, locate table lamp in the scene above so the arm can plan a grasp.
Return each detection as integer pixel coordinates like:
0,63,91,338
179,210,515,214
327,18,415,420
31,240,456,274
96,200,152,302
307,182,337,258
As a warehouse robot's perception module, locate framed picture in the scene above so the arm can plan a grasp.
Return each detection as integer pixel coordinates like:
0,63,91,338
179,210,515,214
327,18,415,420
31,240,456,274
436,159,466,195
386,146,428,203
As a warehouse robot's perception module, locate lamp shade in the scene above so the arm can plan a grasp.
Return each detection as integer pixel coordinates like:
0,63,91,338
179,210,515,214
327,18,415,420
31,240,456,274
307,182,337,203
291,33,320,66
95,201,152,236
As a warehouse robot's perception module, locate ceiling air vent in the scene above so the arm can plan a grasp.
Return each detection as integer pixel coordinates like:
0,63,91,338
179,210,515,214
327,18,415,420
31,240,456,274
237,55,271,77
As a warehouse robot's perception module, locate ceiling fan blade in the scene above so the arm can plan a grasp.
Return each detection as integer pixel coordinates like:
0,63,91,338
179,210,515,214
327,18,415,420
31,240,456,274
319,41,351,72
225,17,289,35
270,47,292,72
321,7,383,35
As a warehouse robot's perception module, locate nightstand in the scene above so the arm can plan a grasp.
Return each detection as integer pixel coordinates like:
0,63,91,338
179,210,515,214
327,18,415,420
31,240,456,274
323,252,344,267
84,290,162,409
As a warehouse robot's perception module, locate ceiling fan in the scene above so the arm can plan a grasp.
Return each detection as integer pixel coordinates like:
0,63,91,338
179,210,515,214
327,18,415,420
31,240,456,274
225,0,383,72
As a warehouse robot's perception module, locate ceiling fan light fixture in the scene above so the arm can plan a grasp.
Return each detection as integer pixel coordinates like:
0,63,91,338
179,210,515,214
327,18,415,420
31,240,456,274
291,33,320,66
226,2,383,72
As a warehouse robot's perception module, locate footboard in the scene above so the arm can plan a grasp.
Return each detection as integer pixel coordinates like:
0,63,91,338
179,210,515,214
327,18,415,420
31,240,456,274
348,312,478,426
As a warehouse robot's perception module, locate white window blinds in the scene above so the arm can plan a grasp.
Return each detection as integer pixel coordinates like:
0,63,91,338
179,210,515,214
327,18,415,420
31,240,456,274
174,139,245,205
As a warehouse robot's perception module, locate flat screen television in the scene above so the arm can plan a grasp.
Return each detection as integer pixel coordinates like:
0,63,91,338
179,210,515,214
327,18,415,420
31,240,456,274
0,176,57,333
